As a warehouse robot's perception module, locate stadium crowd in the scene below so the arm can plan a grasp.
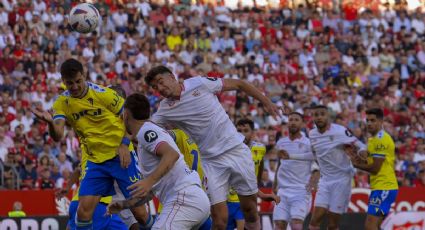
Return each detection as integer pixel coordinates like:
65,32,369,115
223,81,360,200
0,0,424,193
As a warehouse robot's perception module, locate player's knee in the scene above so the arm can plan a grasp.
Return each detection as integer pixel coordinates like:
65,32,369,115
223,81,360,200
76,204,93,220
211,211,227,230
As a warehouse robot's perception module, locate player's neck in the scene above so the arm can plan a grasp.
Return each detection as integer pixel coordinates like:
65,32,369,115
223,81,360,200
318,123,330,134
289,132,301,141
131,120,148,136
171,84,183,100
73,83,88,99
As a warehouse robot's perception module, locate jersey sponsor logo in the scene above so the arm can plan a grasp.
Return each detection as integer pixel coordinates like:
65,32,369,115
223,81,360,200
144,130,158,143
345,129,353,137
375,143,387,151
206,77,218,81
110,92,120,107
71,108,102,121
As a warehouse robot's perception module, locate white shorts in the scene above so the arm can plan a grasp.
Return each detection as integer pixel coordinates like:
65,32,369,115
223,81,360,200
202,143,258,205
153,184,210,230
273,189,311,222
314,178,352,214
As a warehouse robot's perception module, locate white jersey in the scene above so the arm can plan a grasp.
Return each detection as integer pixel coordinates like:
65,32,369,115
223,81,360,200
309,123,366,181
152,76,244,159
275,135,315,192
136,121,201,203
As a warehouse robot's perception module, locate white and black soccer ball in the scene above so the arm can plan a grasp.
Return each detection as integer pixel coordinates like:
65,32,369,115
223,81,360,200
69,3,100,34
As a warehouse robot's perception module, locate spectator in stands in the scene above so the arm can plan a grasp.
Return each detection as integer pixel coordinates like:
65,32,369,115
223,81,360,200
35,168,55,190
19,158,37,190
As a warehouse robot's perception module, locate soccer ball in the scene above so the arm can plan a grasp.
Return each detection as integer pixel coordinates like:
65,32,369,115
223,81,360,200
69,3,100,34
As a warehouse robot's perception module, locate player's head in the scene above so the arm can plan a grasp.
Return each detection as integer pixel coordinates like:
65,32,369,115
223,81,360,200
60,58,86,98
108,85,127,99
366,108,384,135
123,93,151,135
287,112,304,135
236,118,255,142
145,66,178,98
312,105,329,129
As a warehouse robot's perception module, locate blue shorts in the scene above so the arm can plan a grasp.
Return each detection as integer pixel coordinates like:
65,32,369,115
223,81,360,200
68,200,127,230
367,190,398,217
79,151,142,198
226,202,244,230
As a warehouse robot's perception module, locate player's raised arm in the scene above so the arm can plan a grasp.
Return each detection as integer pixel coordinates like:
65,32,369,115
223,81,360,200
221,78,284,119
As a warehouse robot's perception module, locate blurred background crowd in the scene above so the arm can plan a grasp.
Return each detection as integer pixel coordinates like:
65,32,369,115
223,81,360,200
0,0,424,193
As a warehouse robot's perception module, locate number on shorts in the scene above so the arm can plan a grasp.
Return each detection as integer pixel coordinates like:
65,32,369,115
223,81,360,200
190,150,199,171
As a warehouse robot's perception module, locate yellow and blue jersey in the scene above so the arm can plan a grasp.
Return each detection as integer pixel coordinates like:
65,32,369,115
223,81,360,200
227,141,266,203
169,129,204,180
367,130,398,191
52,82,133,163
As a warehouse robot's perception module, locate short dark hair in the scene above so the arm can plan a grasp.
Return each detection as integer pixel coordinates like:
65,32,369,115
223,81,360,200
236,118,254,130
312,104,328,110
124,93,151,120
145,66,173,86
366,108,384,120
109,85,127,99
288,112,304,120
60,58,83,79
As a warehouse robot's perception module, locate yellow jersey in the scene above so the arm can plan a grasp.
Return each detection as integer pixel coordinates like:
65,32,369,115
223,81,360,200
52,82,133,163
367,130,398,190
169,129,204,180
71,150,112,204
228,141,266,203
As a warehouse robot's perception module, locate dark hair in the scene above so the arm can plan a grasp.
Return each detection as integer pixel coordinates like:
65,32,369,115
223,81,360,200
311,104,328,110
236,118,254,130
288,112,304,120
366,108,384,120
145,66,173,86
60,58,83,79
109,85,127,99
124,93,151,120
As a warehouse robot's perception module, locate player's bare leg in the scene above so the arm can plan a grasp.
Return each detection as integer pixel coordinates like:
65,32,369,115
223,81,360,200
274,220,288,230
364,214,383,230
129,223,139,230
130,205,151,226
236,219,245,230
290,219,304,230
239,194,260,230
211,202,229,230
327,211,342,230
309,206,327,229
76,195,101,228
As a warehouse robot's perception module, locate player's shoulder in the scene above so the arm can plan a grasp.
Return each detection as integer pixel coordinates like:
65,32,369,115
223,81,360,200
375,130,394,143
251,141,266,149
138,122,167,144
87,82,107,93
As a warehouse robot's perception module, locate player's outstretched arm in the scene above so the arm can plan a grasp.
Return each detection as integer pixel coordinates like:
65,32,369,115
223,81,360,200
222,79,287,119
31,107,65,141
128,143,179,199
352,155,385,175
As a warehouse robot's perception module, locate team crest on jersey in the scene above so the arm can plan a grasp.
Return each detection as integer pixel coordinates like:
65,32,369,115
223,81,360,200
167,101,176,107
87,98,94,107
144,130,158,143
192,90,200,97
